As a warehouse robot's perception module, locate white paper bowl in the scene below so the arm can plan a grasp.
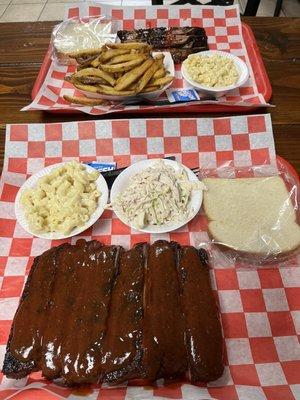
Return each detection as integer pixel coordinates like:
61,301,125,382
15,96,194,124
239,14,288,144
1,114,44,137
15,162,109,240
77,51,175,102
181,50,249,98
110,159,203,234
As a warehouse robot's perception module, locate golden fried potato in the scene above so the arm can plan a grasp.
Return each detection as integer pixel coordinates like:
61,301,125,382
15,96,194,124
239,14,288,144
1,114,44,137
150,75,174,87
141,85,160,93
107,42,150,50
114,58,154,91
63,94,105,106
73,82,100,93
101,48,131,62
152,67,166,80
136,61,160,92
108,53,143,65
97,85,136,96
100,56,146,73
74,68,116,86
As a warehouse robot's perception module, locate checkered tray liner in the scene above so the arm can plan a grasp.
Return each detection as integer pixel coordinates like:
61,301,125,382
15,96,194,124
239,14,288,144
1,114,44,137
22,4,271,116
0,114,299,400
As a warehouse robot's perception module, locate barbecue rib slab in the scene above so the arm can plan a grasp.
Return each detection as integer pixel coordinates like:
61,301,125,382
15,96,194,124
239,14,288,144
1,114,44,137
175,246,224,382
117,27,209,63
3,240,223,385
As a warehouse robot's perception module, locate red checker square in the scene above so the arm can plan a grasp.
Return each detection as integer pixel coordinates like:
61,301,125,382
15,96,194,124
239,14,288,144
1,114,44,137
10,125,28,141
248,115,266,133
180,8,191,19
169,19,180,26
241,289,266,312
51,70,65,80
45,157,62,167
89,6,100,16
130,138,147,155
281,361,300,384
78,121,96,139
251,149,270,165
188,214,208,232
181,153,199,169
68,7,79,19
229,42,243,50
198,136,216,152
0,257,6,276
112,218,131,235
214,18,226,27
146,120,164,137
164,137,181,154
285,288,300,310
112,9,123,19
202,9,214,18
0,219,16,237
123,20,135,30
157,9,168,19
268,312,296,336
115,155,131,168
28,141,45,158
227,26,239,35
225,8,237,18
169,232,190,245
94,387,127,400
263,386,294,400
0,276,24,298
216,151,234,166
45,123,62,141
9,238,32,257
39,95,55,107
26,257,35,274
0,321,12,345
112,120,130,138
146,19,157,28
239,87,255,96
258,269,283,288
0,183,19,202
96,139,113,156
92,235,111,245
232,135,250,150
153,383,182,399
191,18,203,27
11,389,65,400
131,234,150,247
204,27,216,36
215,270,238,290
250,337,279,363
215,35,228,43
62,140,79,157
230,365,260,386
208,386,238,400
180,119,197,136
221,313,248,338
213,118,231,135
8,158,27,174
134,9,145,19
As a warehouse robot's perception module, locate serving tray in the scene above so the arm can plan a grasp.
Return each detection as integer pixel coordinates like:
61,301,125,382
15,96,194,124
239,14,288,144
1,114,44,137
31,22,272,114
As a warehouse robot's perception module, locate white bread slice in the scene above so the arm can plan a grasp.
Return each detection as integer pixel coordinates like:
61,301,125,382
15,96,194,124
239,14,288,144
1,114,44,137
203,176,300,256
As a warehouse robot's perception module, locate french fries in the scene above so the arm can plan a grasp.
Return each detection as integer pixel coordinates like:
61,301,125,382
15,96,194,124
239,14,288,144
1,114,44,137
64,42,174,103
63,94,106,106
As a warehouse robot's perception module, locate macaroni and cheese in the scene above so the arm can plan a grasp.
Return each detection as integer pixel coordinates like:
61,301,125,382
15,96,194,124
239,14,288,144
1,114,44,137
183,54,239,88
20,161,100,235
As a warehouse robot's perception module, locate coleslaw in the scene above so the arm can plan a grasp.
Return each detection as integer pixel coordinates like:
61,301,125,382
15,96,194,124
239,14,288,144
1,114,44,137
111,160,204,229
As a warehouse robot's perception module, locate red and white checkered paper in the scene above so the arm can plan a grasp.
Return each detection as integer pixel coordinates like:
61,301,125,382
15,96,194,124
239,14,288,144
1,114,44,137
0,114,300,400
22,4,271,116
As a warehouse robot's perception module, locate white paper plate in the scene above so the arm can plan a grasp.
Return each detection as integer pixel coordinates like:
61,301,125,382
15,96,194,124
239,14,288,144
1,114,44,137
15,162,109,240
110,159,203,234
181,50,249,98
77,51,175,102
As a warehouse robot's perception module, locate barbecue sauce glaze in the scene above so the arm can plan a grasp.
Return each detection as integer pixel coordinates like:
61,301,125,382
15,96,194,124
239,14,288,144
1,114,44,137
5,240,223,384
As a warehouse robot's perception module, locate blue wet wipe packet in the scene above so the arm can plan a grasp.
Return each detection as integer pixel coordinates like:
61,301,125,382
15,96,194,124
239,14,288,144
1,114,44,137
85,162,117,172
166,88,200,103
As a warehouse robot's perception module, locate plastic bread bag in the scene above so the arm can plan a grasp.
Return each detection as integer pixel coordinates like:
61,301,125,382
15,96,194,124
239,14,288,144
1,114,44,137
195,158,300,268
51,15,119,65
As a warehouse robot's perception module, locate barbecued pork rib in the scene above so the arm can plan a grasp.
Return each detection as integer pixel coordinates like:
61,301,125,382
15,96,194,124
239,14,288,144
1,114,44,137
175,246,224,382
2,243,70,379
102,243,146,383
41,240,122,384
141,241,187,381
